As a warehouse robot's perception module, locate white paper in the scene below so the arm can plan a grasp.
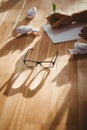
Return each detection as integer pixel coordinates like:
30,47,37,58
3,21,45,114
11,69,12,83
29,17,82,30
69,42,87,55
43,22,86,43
27,7,37,19
16,25,39,34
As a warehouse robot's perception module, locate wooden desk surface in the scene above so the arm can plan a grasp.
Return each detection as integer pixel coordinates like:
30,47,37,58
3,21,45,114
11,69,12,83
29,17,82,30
0,0,87,130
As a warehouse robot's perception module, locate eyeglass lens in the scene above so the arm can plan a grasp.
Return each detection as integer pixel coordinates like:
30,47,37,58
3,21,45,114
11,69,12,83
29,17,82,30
24,60,54,68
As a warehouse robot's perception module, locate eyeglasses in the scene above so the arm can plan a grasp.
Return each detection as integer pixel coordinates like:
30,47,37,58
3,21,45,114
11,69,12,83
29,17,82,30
23,49,58,68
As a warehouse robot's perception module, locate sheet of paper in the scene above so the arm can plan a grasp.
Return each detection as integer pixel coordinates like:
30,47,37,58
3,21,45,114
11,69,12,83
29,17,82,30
43,22,86,43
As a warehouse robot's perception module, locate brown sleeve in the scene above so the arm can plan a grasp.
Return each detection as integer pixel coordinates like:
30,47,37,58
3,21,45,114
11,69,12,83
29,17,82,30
70,10,87,23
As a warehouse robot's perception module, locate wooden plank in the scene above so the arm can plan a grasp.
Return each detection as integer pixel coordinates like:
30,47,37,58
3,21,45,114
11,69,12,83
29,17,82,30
0,0,87,130
77,55,87,130
49,41,79,130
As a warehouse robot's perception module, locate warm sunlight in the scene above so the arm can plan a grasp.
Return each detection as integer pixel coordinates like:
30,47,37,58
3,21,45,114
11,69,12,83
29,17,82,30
0,0,87,130
12,70,30,89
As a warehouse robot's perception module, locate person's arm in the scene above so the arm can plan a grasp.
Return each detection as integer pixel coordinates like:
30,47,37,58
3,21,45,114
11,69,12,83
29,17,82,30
79,25,87,40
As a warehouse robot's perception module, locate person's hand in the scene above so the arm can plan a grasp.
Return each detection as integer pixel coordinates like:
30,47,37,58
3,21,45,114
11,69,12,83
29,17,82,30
47,10,87,28
79,25,87,40
47,12,71,28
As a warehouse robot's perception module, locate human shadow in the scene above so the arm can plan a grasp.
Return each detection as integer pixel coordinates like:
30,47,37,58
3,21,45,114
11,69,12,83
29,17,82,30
0,54,33,96
0,31,56,97
48,55,79,130
0,0,21,13
0,31,37,97
52,55,77,87
0,33,36,57
48,88,79,130
0,53,50,97
48,53,87,130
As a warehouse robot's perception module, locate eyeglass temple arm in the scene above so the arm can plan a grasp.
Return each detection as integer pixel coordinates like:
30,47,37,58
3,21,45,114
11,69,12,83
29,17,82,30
53,51,58,63
23,48,33,61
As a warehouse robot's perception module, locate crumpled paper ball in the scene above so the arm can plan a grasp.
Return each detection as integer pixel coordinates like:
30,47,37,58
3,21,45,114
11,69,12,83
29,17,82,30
16,25,39,34
26,7,37,19
69,42,87,55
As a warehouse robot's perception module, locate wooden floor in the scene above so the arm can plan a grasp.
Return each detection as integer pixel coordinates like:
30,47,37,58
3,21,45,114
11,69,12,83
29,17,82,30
0,0,87,130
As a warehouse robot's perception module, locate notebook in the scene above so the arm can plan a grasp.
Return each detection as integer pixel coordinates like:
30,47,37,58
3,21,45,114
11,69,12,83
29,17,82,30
43,22,86,43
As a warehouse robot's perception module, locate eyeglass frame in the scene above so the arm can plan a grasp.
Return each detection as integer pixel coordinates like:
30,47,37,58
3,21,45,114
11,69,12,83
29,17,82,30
23,48,58,68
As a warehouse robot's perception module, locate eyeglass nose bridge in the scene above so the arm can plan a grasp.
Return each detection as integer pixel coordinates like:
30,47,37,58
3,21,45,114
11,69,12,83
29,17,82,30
36,61,42,67
36,61,48,68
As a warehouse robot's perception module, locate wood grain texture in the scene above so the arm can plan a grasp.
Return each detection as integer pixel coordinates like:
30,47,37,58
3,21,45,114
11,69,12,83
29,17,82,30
0,0,87,130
